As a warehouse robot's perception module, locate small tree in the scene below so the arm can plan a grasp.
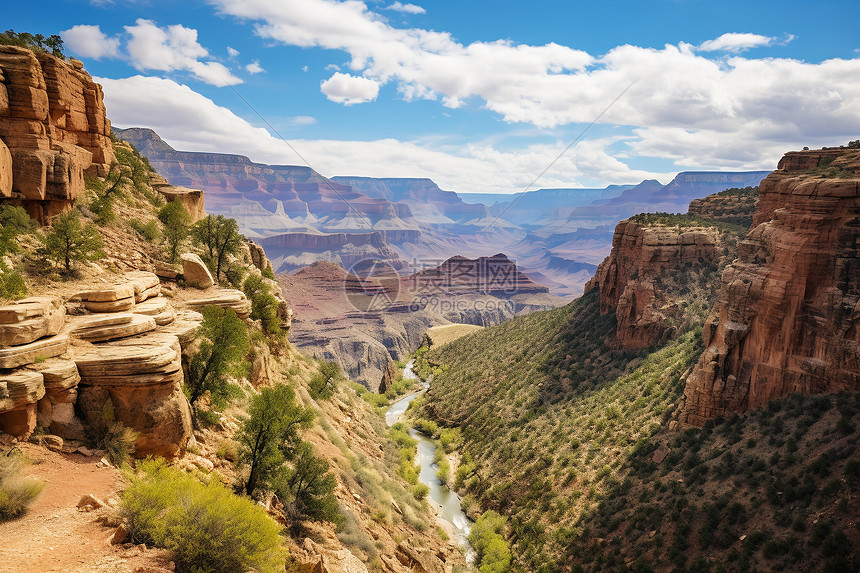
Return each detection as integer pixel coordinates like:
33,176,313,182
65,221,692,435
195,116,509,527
191,215,243,281
242,274,282,337
309,361,341,400
185,306,249,410
276,441,341,525
38,209,104,274
237,384,314,497
158,201,191,264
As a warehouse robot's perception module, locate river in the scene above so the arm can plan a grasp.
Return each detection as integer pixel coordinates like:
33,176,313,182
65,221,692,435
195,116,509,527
385,360,475,562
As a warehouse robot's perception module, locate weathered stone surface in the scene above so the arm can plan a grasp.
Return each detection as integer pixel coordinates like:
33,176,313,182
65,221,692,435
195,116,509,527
0,296,65,346
296,538,369,573
0,333,69,369
0,46,113,224
156,185,205,223
70,313,157,343
0,370,45,412
0,403,37,439
396,544,446,573
68,313,133,333
48,402,86,440
133,296,175,326
681,148,860,425
180,253,214,289
0,138,11,198
26,357,80,390
158,310,202,349
185,289,251,318
585,219,733,349
84,297,136,313
125,271,161,302
75,332,192,458
74,284,136,302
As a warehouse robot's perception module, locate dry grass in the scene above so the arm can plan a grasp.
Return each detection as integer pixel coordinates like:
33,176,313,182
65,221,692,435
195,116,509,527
426,324,484,348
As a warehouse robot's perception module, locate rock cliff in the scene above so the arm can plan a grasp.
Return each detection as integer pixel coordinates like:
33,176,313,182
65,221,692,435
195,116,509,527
586,214,743,349
0,46,114,224
681,148,860,425
687,186,759,229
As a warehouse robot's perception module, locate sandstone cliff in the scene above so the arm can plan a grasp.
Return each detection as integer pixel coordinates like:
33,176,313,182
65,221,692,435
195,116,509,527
0,46,114,224
586,214,744,349
681,148,860,425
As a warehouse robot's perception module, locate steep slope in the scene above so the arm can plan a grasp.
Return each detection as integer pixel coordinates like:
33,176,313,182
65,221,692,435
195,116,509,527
682,148,860,425
414,163,860,571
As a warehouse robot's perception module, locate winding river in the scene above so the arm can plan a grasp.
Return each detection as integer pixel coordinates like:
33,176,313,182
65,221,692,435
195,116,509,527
385,360,475,562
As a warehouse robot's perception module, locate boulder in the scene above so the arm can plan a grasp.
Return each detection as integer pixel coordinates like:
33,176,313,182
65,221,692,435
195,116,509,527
181,253,214,289
125,271,161,302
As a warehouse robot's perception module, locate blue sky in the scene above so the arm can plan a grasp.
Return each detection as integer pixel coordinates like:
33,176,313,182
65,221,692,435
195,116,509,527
6,0,860,193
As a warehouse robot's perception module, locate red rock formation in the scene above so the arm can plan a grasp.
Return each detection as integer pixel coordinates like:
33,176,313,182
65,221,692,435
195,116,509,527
408,253,550,297
586,219,734,349
0,47,114,224
681,149,860,425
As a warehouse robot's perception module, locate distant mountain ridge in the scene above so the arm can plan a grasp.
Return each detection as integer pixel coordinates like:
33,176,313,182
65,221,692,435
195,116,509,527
115,127,771,297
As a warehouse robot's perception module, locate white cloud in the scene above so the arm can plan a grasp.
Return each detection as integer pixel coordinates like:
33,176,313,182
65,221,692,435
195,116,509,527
227,46,240,58
388,2,425,14
98,75,674,194
697,32,777,53
320,72,380,104
124,19,242,86
245,60,265,73
61,24,121,60
288,115,317,125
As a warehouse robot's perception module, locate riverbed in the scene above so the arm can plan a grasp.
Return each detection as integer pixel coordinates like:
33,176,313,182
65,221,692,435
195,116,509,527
385,360,475,562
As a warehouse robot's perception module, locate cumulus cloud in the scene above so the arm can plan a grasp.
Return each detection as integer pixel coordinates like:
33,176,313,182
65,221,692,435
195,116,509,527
697,32,777,53
97,76,673,193
61,24,121,59
320,72,380,104
227,46,240,58
245,60,265,73
388,2,425,14
124,19,242,86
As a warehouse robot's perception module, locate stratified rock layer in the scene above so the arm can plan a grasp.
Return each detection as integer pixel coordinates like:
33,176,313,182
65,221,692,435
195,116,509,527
681,149,860,425
0,46,113,223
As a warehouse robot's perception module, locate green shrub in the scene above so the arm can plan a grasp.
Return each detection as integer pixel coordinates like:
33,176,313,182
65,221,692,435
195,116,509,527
185,306,249,409
121,459,286,573
469,510,512,573
310,361,342,400
158,202,191,264
38,209,104,273
243,274,283,337
0,455,44,521
275,441,341,525
129,219,161,242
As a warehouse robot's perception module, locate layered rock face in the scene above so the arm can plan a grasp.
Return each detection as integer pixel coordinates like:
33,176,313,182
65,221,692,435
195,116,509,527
586,218,738,349
681,149,860,425
0,46,114,223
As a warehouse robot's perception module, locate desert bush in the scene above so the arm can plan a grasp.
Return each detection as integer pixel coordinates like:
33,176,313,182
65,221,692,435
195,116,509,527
185,306,249,409
38,209,104,274
121,459,286,573
129,219,161,242
275,441,341,524
310,361,342,400
0,454,44,521
469,510,511,573
158,202,190,264
243,274,282,337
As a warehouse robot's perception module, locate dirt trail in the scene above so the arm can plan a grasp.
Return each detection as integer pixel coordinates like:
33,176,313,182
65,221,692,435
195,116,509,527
0,443,170,573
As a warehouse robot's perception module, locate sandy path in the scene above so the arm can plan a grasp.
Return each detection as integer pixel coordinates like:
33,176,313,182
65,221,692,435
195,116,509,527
0,444,171,573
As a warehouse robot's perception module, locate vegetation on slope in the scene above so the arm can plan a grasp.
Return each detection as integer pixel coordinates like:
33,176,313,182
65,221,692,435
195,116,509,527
628,212,747,236
570,393,859,573
420,290,705,570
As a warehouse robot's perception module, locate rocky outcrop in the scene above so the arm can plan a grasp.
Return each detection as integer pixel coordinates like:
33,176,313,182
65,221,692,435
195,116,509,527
681,148,860,425
149,173,205,223
185,289,251,319
75,331,192,458
687,187,759,229
586,213,745,349
0,46,113,224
